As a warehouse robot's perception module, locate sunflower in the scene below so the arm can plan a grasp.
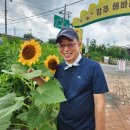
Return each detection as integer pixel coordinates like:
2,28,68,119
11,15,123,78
44,55,59,74
18,39,42,66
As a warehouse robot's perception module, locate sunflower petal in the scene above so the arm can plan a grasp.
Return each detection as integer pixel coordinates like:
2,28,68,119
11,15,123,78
44,55,59,74
18,39,42,66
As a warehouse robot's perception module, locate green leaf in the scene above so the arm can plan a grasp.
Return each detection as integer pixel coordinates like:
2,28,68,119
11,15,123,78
50,109,58,122
1,70,14,75
0,93,24,118
22,70,42,80
0,114,12,130
37,64,53,77
17,112,27,122
2,64,28,77
31,79,66,106
39,124,53,130
11,64,28,74
0,93,15,110
0,93,24,130
27,106,49,129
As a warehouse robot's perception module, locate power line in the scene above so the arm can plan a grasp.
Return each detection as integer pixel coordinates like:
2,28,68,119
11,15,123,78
13,0,50,10
8,7,64,22
0,9,63,26
0,10,60,26
15,27,32,30
0,14,4,18
11,0,47,12
0,0,87,33
1,0,84,24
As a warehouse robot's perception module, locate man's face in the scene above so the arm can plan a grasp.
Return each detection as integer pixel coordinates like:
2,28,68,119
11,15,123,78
57,36,80,64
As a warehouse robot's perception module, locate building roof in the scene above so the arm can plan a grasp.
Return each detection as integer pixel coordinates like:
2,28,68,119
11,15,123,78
121,45,130,49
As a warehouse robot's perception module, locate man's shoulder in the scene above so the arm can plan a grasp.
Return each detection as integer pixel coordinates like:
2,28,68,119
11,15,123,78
80,57,100,67
58,61,65,66
57,61,65,69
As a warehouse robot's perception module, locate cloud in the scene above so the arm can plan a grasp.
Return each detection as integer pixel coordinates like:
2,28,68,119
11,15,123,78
87,16,130,46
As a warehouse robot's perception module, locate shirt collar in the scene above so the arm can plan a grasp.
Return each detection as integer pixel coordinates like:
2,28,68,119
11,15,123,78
64,53,82,70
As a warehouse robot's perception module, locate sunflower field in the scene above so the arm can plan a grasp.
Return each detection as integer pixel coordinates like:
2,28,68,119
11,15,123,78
0,36,65,130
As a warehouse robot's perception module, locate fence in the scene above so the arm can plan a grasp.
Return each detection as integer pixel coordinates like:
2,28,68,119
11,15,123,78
108,58,130,72
108,58,129,65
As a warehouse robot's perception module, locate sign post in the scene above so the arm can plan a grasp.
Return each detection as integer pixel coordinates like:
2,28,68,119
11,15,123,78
54,15,70,29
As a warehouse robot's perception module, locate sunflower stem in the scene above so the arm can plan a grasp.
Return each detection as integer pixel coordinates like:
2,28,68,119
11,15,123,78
30,80,34,90
11,123,28,128
23,103,30,109
21,78,32,90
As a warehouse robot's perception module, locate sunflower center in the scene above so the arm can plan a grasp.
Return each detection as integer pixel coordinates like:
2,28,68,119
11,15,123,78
48,59,58,70
22,45,36,60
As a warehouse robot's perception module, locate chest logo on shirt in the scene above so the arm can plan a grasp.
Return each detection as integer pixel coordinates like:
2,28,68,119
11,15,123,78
77,75,81,79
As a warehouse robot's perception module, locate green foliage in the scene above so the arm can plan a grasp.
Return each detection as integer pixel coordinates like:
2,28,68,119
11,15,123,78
89,51,102,61
48,38,56,44
88,39,127,61
0,114,12,130
106,46,126,58
23,33,34,39
0,93,24,130
31,79,65,106
0,36,21,72
2,35,22,45
0,74,12,97
27,106,49,129
1,63,66,129
0,73,26,98
0,37,66,130
23,33,43,43
37,43,63,64
82,44,85,54
89,39,97,52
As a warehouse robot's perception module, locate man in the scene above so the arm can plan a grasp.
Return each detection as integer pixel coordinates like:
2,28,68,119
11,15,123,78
55,28,109,130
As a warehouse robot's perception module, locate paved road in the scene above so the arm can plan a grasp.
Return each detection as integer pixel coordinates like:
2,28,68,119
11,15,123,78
97,63,130,129
100,63,130,76
104,73,130,129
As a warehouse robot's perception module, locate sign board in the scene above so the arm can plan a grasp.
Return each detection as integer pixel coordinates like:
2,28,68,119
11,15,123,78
104,56,109,64
54,15,70,29
74,28,83,53
117,60,126,72
72,0,130,27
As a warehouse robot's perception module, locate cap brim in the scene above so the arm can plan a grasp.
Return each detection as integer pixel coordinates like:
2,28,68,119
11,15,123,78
56,34,75,43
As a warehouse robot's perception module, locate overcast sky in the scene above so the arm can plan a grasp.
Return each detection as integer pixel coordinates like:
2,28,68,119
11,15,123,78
0,0,130,46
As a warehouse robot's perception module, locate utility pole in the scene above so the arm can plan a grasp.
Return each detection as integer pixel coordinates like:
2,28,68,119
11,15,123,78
5,0,7,35
14,27,16,36
67,11,71,21
5,0,12,35
59,4,72,28
66,11,72,27
62,4,66,28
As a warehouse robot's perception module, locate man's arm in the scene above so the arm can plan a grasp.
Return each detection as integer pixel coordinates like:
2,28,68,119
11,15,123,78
28,68,45,86
94,93,106,130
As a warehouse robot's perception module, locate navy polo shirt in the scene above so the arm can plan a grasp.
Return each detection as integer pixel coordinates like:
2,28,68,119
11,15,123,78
55,57,109,130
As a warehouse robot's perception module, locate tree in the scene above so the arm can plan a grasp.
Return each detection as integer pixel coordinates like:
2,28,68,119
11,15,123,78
23,33,43,43
48,38,56,44
89,39,97,52
23,33,34,39
96,44,106,55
